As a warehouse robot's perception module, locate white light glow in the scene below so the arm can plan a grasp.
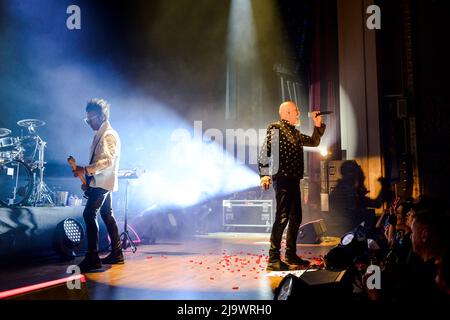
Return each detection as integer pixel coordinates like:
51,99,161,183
320,147,329,157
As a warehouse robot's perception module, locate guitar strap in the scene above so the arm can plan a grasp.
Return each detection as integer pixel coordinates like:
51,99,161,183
89,138,101,165
85,134,102,189
89,132,102,164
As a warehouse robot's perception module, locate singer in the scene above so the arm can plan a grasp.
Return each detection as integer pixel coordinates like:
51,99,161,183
258,101,326,271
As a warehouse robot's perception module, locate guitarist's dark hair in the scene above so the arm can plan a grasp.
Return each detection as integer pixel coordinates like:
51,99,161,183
86,98,110,121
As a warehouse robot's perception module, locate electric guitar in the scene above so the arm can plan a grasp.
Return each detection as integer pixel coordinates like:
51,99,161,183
67,155,92,197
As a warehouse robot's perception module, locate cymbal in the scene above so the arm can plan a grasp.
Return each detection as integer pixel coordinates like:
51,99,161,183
17,119,46,128
0,128,11,137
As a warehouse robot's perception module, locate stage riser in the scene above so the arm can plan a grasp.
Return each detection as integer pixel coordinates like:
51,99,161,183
0,206,108,265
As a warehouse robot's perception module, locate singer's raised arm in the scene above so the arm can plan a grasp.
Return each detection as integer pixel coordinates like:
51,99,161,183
300,124,326,147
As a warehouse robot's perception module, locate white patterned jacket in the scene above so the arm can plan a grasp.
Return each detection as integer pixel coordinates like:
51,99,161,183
85,121,121,192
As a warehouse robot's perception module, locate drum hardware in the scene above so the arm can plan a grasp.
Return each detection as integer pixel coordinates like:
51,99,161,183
0,150,21,162
17,119,46,133
17,119,53,206
0,136,20,151
0,119,53,207
0,127,32,206
0,159,33,206
0,128,12,137
17,135,39,164
0,127,22,165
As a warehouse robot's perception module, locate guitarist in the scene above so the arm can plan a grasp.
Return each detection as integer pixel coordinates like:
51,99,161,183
72,98,124,272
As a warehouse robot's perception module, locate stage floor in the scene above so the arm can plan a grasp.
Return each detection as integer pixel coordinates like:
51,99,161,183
0,233,340,300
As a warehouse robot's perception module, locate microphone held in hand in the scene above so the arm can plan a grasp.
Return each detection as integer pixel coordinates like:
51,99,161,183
307,111,333,118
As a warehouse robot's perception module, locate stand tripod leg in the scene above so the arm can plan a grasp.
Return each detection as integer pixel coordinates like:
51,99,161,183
120,230,137,253
119,179,137,253
31,180,54,206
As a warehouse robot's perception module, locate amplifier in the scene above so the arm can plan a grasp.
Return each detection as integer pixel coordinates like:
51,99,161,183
222,200,273,228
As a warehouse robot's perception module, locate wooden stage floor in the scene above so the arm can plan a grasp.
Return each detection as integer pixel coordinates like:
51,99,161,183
0,233,340,300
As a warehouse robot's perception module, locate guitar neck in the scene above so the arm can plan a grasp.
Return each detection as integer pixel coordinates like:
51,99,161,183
68,157,87,185
77,171,87,186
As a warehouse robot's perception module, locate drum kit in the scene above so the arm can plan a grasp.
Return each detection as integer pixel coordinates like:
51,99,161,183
0,119,53,207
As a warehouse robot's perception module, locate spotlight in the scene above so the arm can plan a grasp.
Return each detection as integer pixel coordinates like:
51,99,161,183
319,147,329,157
54,218,84,260
340,230,367,255
341,231,356,246
63,219,83,245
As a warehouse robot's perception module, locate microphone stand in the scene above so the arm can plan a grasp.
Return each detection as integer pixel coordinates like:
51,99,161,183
119,178,137,253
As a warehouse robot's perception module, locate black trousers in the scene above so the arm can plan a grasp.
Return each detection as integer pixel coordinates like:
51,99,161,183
83,187,121,253
269,177,302,259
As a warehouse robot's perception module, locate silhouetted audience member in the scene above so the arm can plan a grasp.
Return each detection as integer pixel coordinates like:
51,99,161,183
329,161,388,236
435,245,450,296
378,197,413,262
394,197,449,302
350,196,449,302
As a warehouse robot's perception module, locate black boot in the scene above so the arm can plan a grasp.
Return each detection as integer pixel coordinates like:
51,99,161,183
285,252,310,268
101,249,124,264
267,252,290,271
78,252,102,273
266,258,290,271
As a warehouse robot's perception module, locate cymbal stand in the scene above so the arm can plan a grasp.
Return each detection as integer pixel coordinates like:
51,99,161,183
29,134,54,206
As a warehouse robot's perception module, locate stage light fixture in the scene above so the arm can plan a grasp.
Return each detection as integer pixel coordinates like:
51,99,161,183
273,274,299,300
340,230,367,253
54,218,84,260
341,231,355,246
274,270,352,301
63,218,84,247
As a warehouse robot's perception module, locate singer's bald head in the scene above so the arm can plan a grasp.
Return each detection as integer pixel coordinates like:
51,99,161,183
279,101,299,126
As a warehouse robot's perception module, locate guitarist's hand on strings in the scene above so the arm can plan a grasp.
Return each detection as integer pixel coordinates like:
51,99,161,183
73,166,86,178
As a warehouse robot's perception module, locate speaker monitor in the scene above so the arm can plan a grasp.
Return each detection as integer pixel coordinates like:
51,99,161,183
297,219,327,244
274,269,351,301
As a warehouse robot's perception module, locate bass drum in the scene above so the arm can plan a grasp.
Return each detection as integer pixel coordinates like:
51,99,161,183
0,159,33,206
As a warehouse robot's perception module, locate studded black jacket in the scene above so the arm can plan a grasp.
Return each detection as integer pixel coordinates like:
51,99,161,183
258,119,326,180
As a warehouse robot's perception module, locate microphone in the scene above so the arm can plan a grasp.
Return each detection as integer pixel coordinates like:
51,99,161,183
307,111,333,118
